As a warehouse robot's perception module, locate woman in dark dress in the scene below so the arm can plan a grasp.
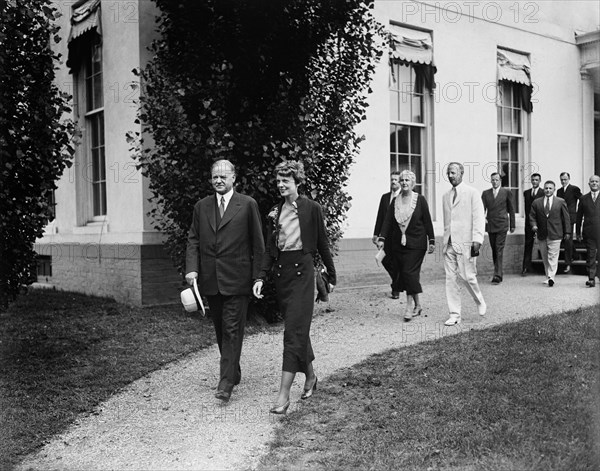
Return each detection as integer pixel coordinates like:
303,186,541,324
378,170,435,321
253,161,336,414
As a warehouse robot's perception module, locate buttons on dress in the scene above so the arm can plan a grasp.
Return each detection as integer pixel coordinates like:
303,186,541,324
296,271,301,276
294,263,299,267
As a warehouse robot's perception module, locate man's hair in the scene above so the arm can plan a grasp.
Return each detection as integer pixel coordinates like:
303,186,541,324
211,159,236,175
274,160,306,185
447,162,464,175
531,173,541,179
560,172,570,179
391,171,402,177
544,180,556,188
490,172,500,179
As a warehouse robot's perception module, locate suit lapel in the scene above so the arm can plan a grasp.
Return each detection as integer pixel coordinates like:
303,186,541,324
207,195,217,233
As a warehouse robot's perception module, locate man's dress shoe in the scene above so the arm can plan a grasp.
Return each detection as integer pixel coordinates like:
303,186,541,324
215,390,231,402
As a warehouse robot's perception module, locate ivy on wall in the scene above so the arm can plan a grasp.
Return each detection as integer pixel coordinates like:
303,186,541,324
130,0,383,319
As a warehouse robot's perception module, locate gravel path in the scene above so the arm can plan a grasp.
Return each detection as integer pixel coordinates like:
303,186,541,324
18,274,598,470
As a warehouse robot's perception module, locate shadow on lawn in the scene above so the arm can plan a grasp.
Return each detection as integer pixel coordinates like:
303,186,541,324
0,288,231,470
259,307,600,471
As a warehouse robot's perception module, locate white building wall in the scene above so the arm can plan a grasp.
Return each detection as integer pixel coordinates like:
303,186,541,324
344,0,599,239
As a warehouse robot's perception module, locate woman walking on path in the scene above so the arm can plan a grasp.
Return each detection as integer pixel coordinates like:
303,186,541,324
252,161,336,414
378,170,435,321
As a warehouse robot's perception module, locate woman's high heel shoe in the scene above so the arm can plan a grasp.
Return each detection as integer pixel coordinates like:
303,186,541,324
269,400,290,415
301,377,318,400
413,306,422,317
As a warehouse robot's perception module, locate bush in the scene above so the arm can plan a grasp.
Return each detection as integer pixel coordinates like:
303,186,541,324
129,0,383,321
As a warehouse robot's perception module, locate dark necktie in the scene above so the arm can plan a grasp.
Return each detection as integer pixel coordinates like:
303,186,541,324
219,196,225,218
545,198,550,216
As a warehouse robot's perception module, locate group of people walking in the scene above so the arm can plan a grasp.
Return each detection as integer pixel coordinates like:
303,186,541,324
184,158,599,414
374,165,600,326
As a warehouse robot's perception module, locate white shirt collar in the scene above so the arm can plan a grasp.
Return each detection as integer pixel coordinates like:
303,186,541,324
218,189,234,209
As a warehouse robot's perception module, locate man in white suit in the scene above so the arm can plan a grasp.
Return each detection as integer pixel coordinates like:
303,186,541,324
443,162,487,326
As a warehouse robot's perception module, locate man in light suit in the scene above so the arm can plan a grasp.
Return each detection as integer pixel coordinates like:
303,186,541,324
443,162,487,326
557,172,582,273
522,173,544,275
530,180,571,287
185,160,265,402
576,175,600,287
482,172,515,284
372,171,401,298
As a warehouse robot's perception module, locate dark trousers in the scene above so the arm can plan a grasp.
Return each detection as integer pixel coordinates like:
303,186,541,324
584,237,599,280
382,253,400,292
489,231,507,278
206,293,248,393
522,227,535,271
562,223,576,266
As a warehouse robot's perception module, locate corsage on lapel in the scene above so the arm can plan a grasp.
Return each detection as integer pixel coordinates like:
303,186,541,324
268,205,282,246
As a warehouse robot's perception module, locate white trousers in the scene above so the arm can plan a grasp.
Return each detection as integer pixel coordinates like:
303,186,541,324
444,243,485,315
538,238,561,281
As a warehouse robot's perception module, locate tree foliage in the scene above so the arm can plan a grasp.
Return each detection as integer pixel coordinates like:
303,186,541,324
0,0,76,311
131,0,383,320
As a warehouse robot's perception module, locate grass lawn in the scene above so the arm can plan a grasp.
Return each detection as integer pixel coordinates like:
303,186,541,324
259,307,600,471
0,288,250,470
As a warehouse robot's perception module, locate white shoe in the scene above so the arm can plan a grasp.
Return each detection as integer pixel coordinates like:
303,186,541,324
444,313,461,326
478,300,487,316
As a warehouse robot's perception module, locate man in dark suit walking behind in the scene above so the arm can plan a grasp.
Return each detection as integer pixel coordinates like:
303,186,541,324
522,172,544,275
185,159,265,402
373,171,401,298
530,180,571,287
482,172,515,284
576,175,600,287
557,172,582,273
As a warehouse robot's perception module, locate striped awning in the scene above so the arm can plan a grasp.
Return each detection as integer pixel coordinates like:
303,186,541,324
497,48,531,85
68,0,101,43
389,24,433,65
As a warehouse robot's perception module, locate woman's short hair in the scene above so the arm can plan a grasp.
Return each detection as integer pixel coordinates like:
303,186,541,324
274,160,306,185
399,169,417,187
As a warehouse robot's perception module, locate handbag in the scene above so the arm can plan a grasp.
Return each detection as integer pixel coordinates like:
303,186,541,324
315,266,331,303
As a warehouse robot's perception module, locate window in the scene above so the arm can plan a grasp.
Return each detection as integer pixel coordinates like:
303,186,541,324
497,81,522,212
37,255,52,280
85,38,106,217
496,48,533,214
68,0,106,224
389,62,425,194
388,24,435,198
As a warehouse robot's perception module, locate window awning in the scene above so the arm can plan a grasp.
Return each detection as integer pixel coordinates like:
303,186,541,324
389,24,433,65
68,0,101,43
497,48,531,85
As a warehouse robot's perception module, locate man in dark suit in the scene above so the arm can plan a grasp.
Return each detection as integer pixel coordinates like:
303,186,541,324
522,173,544,275
530,180,571,287
576,175,600,287
482,172,515,284
185,159,265,401
372,171,401,298
557,172,582,273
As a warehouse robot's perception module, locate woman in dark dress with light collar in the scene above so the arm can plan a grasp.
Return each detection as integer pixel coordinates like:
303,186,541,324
253,161,336,414
378,170,435,321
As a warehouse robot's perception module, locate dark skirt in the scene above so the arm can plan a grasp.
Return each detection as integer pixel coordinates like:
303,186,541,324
273,250,315,374
392,246,426,295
